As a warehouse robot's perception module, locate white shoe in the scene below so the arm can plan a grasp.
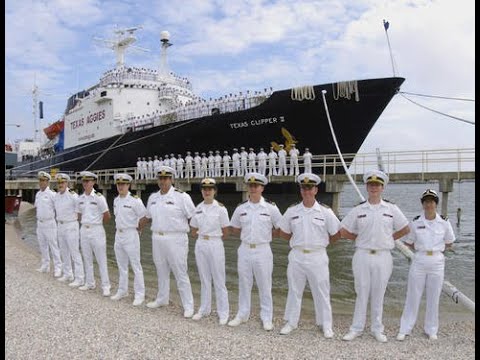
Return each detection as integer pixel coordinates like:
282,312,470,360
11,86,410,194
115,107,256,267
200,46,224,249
132,298,144,306
373,332,387,343
110,292,128,301
228,317,246,327
429,334,438,341
323,329,334,339
146,300,168,308
396,333,407,341
54,270,62,278
68,280,83,288
102,289,111,297
280,323,296,335
192,313,203,321
184,309,194,318
58,275,74,282
36,267,49,273
219,318,228,326
78,284,96,291
263,321,273,331
342,331,362,341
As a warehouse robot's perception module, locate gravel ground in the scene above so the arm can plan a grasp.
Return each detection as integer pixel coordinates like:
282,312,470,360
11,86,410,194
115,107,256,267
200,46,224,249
5,205,475,359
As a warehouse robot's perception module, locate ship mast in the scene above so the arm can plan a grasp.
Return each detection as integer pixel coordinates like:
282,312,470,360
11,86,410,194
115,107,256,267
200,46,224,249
158,31,172,79
32,74,39,142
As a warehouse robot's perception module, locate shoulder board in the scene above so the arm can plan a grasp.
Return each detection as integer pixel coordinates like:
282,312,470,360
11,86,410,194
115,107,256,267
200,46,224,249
383,198,394,204
440,214,449,221
357,200,367,206
51,189,56,192
96,191,103,196
132,194,139,199
264,198,276,206
288,201,300,208
413,215,420,221
69,189,76,194
320,203,330,209
238,200,248,206
174,189,184,193
217,201,225,207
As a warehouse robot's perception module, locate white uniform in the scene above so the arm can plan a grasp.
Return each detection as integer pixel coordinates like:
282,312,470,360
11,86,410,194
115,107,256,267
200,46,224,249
176,157,185,178
240,150,248,176
54,188,84,283
289,147,300,176
113,192,147,301
222,154,231,177
146,186,196,312
399,214,455,337
341,199,408,334
147,159,154,179
232,151,241,177
185,154,194,178
248,151,257,172
278,149,287,176
34,187,62,273
279,202,340,332
136,159,142,180
302,151,312,173
267,150,278,176
214,154,222,177
153,158,161,176
201,155,208,178
230,197,282,323
194,154,202,178
76,190,111,292
190,200,230,321
257,151,267,176
207,154,215,177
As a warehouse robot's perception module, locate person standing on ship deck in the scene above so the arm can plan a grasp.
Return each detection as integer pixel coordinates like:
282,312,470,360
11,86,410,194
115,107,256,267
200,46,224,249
240,147,248,176
231,148,240,177
185,151,194,179
257,148,267,176
302,148,313,174
153,155,161,178
136,157,142,180
289,144,300,176
53,173,85,287
247,148,257,173
207,151,215,177
190,178,230,324
147,157,154,180
228,172,282,331
194,152,201,178
110,173,147,306
341,170,410,343
396,189,455,342
214,150,222,177
278,173,341,338
277,144,287,176
200,153,208,178
267,147,278,176
177,154,185,179
34,171,62,277
222,150,231,177
76,171,112,297
145,166,196,318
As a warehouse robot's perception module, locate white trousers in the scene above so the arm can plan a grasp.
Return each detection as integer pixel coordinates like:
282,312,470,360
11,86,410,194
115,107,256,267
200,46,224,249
240,161,247,176
236,243,273,322
399,252,445,336
278,159,287,176
223,163,230,177
258,162,266,176
152,233,194,312
350,249,393,333
267,161,277,176
186,164,193,178
289,158,300,176
304,162,312,173
194,237,229,320
114,229,145,299
248,160,256,173
36,219,62,272
57,221,84,282
232,162,240,177
80,224,111,291
284,248,332,330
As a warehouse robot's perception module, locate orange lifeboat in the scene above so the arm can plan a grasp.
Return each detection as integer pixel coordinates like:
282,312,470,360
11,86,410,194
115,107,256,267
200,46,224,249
43,120,65,140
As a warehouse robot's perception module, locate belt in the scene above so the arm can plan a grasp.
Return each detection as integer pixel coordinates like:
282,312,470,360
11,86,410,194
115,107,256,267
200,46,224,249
154,231,185,236
242,242,269,249
117,228,137,233
293,247,326,254
82,224,102,229
38,218,54,223
199,235,221,240
419,250,442,256
57,220,77,225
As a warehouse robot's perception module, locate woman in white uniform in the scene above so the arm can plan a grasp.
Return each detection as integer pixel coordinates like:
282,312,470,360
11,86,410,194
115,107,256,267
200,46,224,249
397,189,455,341
190,178,230,325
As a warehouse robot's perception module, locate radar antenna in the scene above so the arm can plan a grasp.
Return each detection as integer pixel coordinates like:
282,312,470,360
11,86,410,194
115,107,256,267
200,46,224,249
93,26,150,68
158,30,173,79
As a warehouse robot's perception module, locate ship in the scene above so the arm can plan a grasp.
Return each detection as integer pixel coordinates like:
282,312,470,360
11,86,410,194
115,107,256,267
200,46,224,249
11,27,405,175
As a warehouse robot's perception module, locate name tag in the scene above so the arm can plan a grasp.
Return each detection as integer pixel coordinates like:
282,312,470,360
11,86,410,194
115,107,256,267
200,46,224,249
90,202,97,205
314,217,324,221
195,211,203,214
417,225,426,229
123,205,132,209
151,201,156,205
357,214,366,218
291,216,299,220
260,213,270,217
383,213,393,218
166,201,175,205
240,212,247,216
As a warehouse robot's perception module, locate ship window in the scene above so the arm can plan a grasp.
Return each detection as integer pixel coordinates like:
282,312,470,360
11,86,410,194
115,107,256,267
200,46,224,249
101,91,107,97
128,101,131,104
147,102,150,105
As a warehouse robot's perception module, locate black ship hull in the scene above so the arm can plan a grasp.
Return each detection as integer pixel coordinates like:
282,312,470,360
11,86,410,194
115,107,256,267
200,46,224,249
13,77,404,175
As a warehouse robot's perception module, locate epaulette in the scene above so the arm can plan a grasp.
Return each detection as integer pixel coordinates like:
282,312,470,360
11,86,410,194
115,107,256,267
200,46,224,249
288,201,300,208
69,189,76,194
357,200,367,206
217,201,225,207
440,214,449,221
383,198,394,204
96,191,103,196
264,198,276,206
238,200,248,206
51,189,56,192
132,194,139,199
320,203,330,209
413,215,420,221
174,188,184,193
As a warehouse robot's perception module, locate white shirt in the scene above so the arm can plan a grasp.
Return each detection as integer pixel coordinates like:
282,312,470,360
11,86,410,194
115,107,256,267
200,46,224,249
114,192,147,230
268,151,277,161
34,186,56,221
406,213,455,252
289,148,299,158
54,188,78,222
278,149,287,159
190,200,230,237
232,152,240,163
279,202,340,249
76,190,109,225
341,199,409,250
303,152,312,164
230,197,282,244
146,186,196,233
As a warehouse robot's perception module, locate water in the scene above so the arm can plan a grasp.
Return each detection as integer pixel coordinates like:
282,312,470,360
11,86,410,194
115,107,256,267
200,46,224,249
15,181,475,318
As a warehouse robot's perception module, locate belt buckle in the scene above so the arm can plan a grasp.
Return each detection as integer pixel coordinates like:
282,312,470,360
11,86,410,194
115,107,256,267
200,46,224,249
426,250,433,256
369,250,376,254
85,225,90,229
158,232,164,236
249,244,256,249
303,249,311,254
119,229,123,233
203,235,209,240
59,221,63,224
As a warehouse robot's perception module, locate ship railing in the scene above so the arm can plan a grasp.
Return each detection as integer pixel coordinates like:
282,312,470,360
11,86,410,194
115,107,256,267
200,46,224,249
5,169,77,181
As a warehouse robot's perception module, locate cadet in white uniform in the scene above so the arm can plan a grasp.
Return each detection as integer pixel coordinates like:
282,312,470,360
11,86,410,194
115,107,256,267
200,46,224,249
257,148,267,176
190,178,230,324
145,166,196,318
247,148,257,173
110,173,148,306
228,173,282,331
76,171,112,297
177,154,185,178
214,150,222,177
185,151,194,179
136,157,142,180
207,151,215,177
267,147,278,176
239,147,248,176
54,173,85,287
193,152,201,178
289,144,300,176
278,173,341,338
397,189,455,341
222,151,231,177
231,148,240,177
341,170,410,342
277,145,287,176
34,171,62,276
200,153,208,178
302,148,313,173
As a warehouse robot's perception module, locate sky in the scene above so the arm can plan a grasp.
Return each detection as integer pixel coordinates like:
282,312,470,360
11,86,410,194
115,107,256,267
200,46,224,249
5,0,475,157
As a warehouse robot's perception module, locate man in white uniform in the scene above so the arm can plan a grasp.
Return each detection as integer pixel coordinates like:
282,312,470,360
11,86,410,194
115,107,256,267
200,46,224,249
145,166,196,318
397,189,455,341
200,153,208,178
136,157,142,180
239,147,248,176
185,151,194,179
34,171,62,277
54,173,85,287
289,144,300,176
176,154,185,178
228,172,282,331
257,148,267,176
302,148,313,174
76,171,112,297
193,152,202,178
267,147,278,176
278,173,340,338
247,148,257,173
222,150,231,177
277,144,287,176
214,150,222,177
110,173,148,306
341,170,410,342
231,148,240,177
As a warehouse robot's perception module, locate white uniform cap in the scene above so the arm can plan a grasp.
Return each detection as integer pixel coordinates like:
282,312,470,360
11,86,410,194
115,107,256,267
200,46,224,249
297,173,321,186
156,165,176,178
114,173,133,184
201,178,216,188
38,171,51,180
244,172,268,186
79,171,98,181
55,173,70,182
363,169,388,186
